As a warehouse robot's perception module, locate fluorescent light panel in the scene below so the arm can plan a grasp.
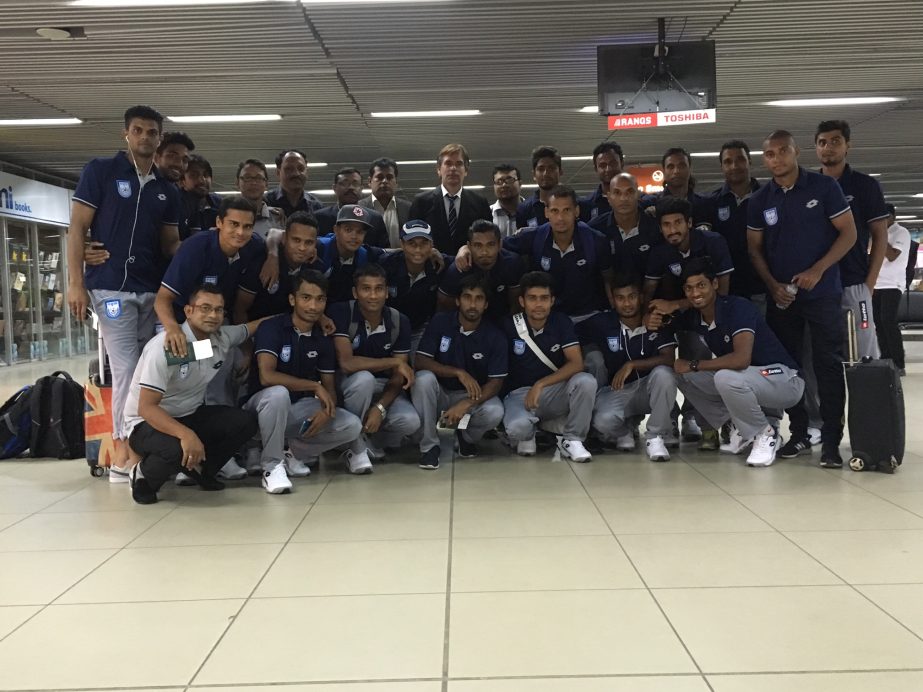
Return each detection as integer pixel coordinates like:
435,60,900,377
561,156,591,162
71,0,287,6
264,163,327,169
395,160,435,165
0,118,82,126
766,96,902,107
690,152,719,158
580,106,599,113
167,114,281,123
371,110,480,118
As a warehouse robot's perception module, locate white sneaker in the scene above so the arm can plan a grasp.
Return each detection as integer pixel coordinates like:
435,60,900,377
108,465,130,484
747,425,779,467
262,462,293,494
366,443,386,461
175,471,196,486
218,456,247,480
720,424,753,455
616,432,636,452
681,416,702,442
245,447,262,475
283,448,311,477
807,426,822,446
516,436,537,456
344,449,373,475
557,437,592,463
646,435,671,462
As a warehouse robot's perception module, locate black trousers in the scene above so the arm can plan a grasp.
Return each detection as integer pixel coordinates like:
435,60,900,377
766,295,845,448
129,405,258,491
873,288,905,370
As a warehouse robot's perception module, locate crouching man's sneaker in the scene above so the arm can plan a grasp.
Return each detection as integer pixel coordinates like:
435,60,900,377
343,448,373,475
218,456,248,480
419,446,441,470
455,429,478,458
263,463,293,494
516,436,537,457
646,435,670,462
616,432,636,452
109,465,130,484
129,464,158,505
283,448,311,477
557,437,592,463
747,425,779,467
720,424,753,455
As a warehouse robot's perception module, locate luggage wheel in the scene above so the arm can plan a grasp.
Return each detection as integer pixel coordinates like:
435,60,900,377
848,456,866,472
91,465,105,478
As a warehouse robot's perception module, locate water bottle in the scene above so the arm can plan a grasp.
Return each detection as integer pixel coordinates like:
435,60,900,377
776,283,798,310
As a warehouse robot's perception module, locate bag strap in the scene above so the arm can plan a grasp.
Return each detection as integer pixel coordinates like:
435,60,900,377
513,312,557,372
49,370,73,381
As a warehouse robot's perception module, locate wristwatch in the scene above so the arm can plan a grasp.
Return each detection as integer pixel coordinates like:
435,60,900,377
689,360,700,372
375,402,388,419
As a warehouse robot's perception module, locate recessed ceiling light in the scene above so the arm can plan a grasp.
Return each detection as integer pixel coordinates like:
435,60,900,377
912,193,923,198
371,110,480,118
167,114,281,123
395,160,435,165
896,215,919,220
264,162,327,169
35,27,74,40
466,185,485,190
561,156,591,162
690,152,720,158
0,118,82,126
521,184,539,189
765,97,903,107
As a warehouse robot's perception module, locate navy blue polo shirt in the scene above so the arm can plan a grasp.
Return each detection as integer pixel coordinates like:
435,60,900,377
416,311,508,390
502,311,579,391
830,165,889,287
645,227,734,301
380,251,451,330
264,187,324,218
73,151,180,294
439,249,526,322
709,179,765,298
315,235,387,303
641,188,713,227
161,230,266,315
515,191,591,229
579,184,611,223
238,251,326,320
179,190,221,240
329,300,412,363
747,167,851,301
577,311,677,383
503,222,612,317
590,209,663,279
674,295,797,368
250,313,336,402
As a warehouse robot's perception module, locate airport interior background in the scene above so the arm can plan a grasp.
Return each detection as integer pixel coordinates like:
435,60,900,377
2,1,923,691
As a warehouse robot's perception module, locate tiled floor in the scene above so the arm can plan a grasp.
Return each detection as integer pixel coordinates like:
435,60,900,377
3,353,923,691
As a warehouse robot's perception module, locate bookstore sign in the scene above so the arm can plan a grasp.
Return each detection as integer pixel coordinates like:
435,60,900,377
0,171,71,226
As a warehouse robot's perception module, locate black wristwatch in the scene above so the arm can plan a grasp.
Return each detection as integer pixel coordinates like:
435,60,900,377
689,359,700,372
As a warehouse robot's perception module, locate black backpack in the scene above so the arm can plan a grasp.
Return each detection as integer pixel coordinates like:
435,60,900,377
29,371,85,459
0,386,34,459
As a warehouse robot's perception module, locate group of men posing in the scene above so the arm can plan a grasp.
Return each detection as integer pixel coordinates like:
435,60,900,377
66,105,909,505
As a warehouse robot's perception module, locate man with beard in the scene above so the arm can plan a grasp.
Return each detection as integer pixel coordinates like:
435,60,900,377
178,154,221,240
265,149,325,217
360,157,411,248
641,147,713,225
153,131,194,184
580,141,624,223
316,167,387,246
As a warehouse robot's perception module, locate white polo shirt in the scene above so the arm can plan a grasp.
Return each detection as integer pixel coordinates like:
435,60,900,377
875,222,912,291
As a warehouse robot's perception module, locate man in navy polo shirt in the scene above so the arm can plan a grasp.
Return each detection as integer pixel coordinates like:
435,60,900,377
439,219,524,323
657,258,806,467
579,141,624,223
580,274,677,461
153,131,194,185
641,147,713,225
502,271,597,462
516,146,563,229
265,150,325,218
501,185,613,321
67,105,182,479
235,211,324,322
708,140,765,304
816,119,890,359
178,154,221,240
589,172,662,280
244,271,365,493
315,204,388,303
380,220,452,353
747,130,858,468
330,264,421,470
412,275,507,469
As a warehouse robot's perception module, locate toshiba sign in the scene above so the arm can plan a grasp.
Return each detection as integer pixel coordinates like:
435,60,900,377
608,108,717,130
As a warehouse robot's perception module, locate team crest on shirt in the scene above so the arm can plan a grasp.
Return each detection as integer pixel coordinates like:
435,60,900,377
280,345,291,363
388,286,397,297
204,276,218,285
718,206,731,221
179,363,190,379
607,336,620,352
806,199,819,209
540,256,551,270
267,281,279,295
591,208,599,219
104,299,121,319
352,335,360,349
116,180,132,198
513,339,526,355
440,336,451,353
764,208,779,225
669,263,682,276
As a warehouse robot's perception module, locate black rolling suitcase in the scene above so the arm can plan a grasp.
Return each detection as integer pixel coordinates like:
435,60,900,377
845,311,904,473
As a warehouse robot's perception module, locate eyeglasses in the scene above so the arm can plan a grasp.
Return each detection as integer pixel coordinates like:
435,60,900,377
494,176,519,186
191,304,226,316
238,175,267,183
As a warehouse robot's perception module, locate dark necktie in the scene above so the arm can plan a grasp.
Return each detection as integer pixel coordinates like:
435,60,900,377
446,194,458,236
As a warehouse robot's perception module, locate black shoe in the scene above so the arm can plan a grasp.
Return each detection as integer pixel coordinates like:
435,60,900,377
129,465,158,505
779,437,812,458
198,475,226,491
455,429,478,458
419,446,440,470
819,448,844,468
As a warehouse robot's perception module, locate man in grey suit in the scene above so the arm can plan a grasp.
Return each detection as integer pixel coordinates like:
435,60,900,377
408,143,492,255
359,157,412,248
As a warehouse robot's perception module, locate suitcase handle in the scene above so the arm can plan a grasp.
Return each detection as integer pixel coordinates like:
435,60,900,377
845,309,859,366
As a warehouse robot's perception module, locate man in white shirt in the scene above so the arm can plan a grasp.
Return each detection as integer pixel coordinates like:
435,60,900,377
873,204,912,374
490,164,523,237
359,157,411,248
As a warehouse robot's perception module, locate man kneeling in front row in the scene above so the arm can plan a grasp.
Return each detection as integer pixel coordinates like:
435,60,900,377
649,258,805,467
123,284,262,504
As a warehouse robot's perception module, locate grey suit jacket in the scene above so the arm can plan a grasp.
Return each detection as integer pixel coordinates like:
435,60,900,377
359,194,412,246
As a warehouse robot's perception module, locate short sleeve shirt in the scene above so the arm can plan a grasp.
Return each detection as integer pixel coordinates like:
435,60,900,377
589,209,663,279
502,311,579,391
645,228,734,300
329,300,412,364
250,313,336,401
380,251,450,330
708,179,766,297
416,311,508,390
439,249,526,323
834,165,889,287
577,310,677,382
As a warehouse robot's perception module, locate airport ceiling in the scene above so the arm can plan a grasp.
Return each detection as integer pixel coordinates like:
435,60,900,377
1,0,922,220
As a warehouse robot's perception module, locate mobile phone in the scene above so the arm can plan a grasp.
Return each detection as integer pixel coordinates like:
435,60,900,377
458,413,471,430
85,241,105,250
299,418,313,435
